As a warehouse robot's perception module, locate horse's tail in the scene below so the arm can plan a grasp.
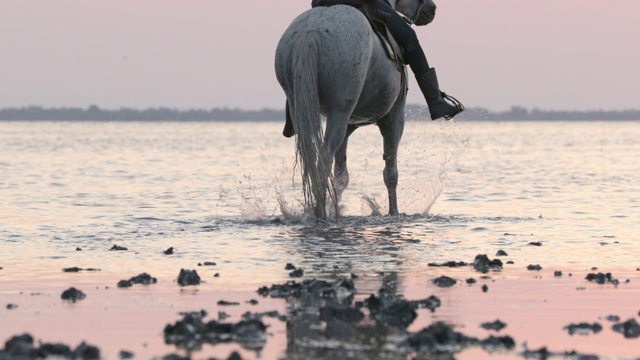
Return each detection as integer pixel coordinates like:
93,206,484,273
291,30,336,219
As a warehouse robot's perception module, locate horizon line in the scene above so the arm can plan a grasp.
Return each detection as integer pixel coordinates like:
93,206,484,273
2,104,640,113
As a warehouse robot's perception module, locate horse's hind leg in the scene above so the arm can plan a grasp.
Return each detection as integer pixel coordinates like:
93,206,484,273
322,111,351,217
334,125,357,203
377,110,405,216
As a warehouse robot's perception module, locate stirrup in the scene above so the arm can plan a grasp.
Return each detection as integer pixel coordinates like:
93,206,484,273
441,91,465,120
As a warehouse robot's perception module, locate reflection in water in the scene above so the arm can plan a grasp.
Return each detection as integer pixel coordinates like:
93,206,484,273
271,272,514,360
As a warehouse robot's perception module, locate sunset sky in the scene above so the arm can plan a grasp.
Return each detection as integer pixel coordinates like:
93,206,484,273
1,0,638,111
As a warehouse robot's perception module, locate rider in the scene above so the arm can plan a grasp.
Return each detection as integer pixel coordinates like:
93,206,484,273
283,0,464,137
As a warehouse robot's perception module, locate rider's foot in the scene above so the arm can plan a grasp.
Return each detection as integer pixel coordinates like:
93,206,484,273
427,91,465,120
415,68,465,120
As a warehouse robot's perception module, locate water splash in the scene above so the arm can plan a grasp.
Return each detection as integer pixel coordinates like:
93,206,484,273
240,194,267,222
360,194,383,216
416,171,448,215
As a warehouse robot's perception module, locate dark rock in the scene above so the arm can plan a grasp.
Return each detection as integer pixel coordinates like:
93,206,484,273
118,273,157,288
109,245,128,251
288,269,304,278
163,312,267,351
130,273,157,285
480,335,515,351
284,263,296,270
481,284,489,292
218,300,240,306
214,273,220,277
481,320,507,331
61,287,86,302
63,267,100,273
527,264,543,271
428,261,469,267
586,272,617,285
433,276,456,287
117,280,133,288
407,322,515,354
523,347,598,360
218,311,230,320
179,309,207,318
72,342,101,360
4,333,36,357
228,351,243,360
198,261,217,266
39,342,72,358
76,247,82,251
563,352,599,360
160,354,190,360
241,310,286,322
529,242,542,246
246,299,258,305
495,250,508,256
119,350,134,359
177,269,201,286
554,270,563,277
363,294,382,313
563,322,602,335
411,295,441,312
522,347,552,359
350,273,358,279
605,315,620,322
365,294,440,328
406,322,474,352
319,305,365,323
257,278,355,303
506,261,514,264
163,247,174,255
374,300,418,328
6,303,17,310
473,254,503,273
612,318,640,338
466,278,477,285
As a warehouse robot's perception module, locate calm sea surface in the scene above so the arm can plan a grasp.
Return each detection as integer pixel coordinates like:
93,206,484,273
1,120,639,359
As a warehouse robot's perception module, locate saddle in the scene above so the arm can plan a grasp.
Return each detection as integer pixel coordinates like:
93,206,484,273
313,0,406,71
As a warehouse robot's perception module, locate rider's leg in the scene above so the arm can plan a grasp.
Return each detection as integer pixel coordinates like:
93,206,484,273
371,0,464,120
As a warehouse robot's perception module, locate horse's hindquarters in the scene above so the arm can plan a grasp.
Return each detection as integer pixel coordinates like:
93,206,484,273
276,6,401,122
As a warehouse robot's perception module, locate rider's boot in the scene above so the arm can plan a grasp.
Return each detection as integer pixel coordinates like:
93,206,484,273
283,101,295,138
415,68,465,120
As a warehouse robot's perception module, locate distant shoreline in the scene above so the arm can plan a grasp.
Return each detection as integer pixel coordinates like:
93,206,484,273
1,105,640,121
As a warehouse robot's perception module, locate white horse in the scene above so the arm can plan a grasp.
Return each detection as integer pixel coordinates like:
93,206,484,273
275,0,437,220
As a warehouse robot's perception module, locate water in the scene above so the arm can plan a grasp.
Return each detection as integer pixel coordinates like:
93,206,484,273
1,120,639,359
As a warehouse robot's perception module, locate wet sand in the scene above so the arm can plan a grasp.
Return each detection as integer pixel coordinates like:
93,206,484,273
1,249,638,360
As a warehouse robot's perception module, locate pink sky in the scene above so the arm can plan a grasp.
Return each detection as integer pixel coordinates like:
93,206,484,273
1,0,639,111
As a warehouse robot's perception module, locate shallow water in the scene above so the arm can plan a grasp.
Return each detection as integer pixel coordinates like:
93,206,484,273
1,120,639,359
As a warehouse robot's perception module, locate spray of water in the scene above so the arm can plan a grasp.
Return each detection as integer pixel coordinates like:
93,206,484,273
234,119,468,221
